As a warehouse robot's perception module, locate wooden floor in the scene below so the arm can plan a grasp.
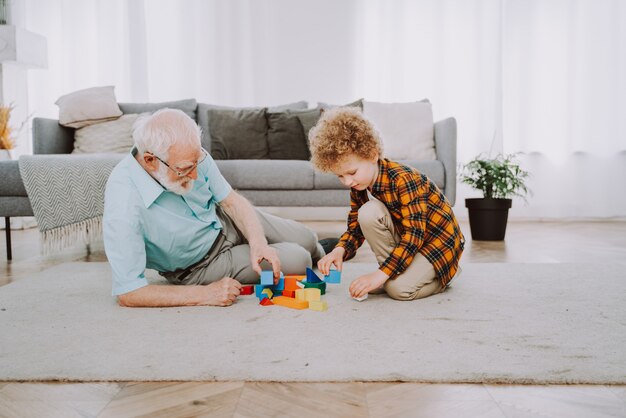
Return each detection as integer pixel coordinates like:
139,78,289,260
1,220,626,418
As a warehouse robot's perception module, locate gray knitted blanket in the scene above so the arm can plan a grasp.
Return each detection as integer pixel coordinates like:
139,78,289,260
19,154,124,254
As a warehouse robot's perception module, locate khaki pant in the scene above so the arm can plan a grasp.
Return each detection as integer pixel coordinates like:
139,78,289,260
163,207,324,285
359,199,445,301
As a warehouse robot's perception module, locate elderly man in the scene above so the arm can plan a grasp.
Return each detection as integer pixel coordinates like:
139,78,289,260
103,108,334,307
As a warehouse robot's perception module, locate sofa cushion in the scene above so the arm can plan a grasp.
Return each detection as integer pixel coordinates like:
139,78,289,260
197,101,307,151
216,160,314,190
318,98,364,110
313,160,445,190
266,111,311,160
295,108,322,139
118,99,197,120
208,108,269,160
55,86,123,129
363,100,436,161
72,114,140,154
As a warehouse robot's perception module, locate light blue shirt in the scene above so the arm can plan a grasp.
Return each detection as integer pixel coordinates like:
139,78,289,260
103,150,232,296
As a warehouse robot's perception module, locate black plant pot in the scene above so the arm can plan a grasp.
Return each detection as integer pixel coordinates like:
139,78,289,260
465,198,512,241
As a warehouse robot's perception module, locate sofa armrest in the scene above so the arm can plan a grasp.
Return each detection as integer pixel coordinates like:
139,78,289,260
32,118,74,155
434,117,457,206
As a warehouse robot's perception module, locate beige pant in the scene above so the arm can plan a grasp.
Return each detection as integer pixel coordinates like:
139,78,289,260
163,207,325,285
359,199,445,301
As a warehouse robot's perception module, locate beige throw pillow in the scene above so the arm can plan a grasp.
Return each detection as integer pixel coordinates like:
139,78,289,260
363,100,436,161
56,86,123,129
72,114,140,154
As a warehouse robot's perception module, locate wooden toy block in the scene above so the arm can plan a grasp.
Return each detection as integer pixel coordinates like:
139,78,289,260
240,285,254,295
274,278,285,291
303,281,326,295
324,270,341,284
353,294,368,302
272,296,309,310
284,277,300,291
273,289,283,297
295,289,306,301
282,289,296,298
296,281,305,288
304,288,321,302
284,274,306,281
255,284,269,298
260,298,274,306
261,288,274,299
306,267,322,283
260,270,274,285
309,300,328,311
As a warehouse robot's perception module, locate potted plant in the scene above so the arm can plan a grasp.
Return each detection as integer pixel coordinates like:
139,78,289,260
460,153,530,240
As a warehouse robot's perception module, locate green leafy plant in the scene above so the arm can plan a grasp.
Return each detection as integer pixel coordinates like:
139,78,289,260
460,153,530,200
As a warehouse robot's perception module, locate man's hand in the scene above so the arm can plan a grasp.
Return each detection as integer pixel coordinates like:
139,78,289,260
250,244,281,282
197,277,242,306
317,247,346,276
349,270,389,299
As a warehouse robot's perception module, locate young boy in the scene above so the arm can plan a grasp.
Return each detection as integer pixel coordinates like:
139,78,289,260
309,107,464,301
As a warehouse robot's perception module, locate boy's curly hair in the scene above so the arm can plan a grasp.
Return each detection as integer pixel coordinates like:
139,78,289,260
308,106,383,172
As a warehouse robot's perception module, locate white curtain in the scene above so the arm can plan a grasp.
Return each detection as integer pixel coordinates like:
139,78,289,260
18,0,626,218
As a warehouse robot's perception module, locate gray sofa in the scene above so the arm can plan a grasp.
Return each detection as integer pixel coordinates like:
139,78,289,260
0,99,457,260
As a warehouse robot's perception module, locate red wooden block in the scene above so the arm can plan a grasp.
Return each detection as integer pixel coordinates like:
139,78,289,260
240,285,254,295
260,298,274,306
282,289,296,298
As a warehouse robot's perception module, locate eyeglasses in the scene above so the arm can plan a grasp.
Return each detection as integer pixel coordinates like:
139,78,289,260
147,148,208,178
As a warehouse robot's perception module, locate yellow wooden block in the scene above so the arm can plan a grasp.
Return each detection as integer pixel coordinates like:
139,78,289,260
261,288,273,299
308,300,328,311
304,288,321,302
295,289,306,301
272,296,309,310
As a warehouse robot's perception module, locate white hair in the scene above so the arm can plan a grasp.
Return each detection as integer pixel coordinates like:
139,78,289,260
133,108,202,159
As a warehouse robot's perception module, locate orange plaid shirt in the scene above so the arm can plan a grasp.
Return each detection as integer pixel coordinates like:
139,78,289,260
337,158,465,286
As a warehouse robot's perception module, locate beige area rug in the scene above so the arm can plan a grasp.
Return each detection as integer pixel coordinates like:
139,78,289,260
1,262,625,383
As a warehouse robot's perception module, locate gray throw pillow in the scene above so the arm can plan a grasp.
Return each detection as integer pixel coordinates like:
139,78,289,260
294,108,322,139
208,108,269,159
197,101,307,151
118,99,198,120
266,111,311,160
318,98,364,110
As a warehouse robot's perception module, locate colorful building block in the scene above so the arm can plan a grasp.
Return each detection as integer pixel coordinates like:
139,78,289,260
284,277,300,291
272,296,309,310
284,274,306,281
260,298,274,306
260,270,274,285
324,270,341,284
309,300,328,311
255,284,272,298
282,289,296,298
274,278,285,291
240,285,254,295
295,289,306,302
303,281,326,295
353,294,368,302
306,267,322,283
303,288,321,302
261,288,274,299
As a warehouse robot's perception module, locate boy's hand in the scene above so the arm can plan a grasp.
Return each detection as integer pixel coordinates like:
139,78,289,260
317,247,345,276
349,270,389,299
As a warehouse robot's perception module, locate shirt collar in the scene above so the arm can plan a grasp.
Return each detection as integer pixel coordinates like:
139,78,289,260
128,147,166,208
370,158,389,193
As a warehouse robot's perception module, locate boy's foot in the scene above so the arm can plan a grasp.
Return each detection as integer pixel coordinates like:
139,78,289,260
318,238,340,255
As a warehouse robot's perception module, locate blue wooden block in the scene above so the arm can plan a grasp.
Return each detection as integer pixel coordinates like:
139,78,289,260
324,270,341,284
306,267,322,283
255,284,269,298
275,278,285,291
260,270,274,285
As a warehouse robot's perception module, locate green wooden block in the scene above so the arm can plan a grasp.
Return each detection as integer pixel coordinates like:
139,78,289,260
303,281,326,295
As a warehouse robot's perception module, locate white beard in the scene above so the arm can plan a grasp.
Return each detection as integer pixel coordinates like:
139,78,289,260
154,165,194,195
